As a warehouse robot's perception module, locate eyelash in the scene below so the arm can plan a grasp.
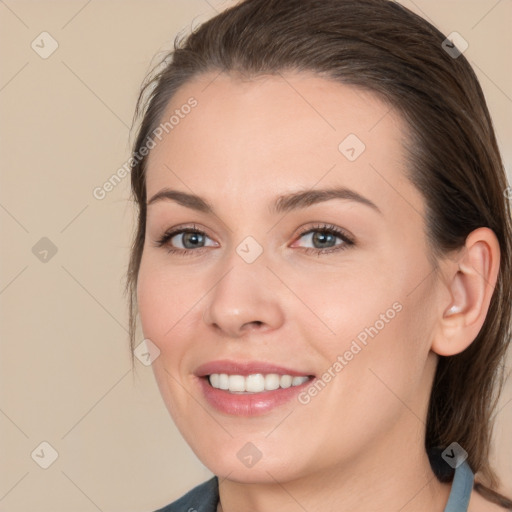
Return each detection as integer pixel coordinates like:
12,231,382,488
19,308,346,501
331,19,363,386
153,223,355,257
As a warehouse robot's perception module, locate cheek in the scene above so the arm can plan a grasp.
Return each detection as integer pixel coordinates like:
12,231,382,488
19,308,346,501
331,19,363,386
293,266,398,353
307,258,434,393
136,270,167,341
136,259,200,416
136,257,201,350
339,282,437,409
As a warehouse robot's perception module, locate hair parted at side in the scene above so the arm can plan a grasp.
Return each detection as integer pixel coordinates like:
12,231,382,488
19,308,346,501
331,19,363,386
125,0,512,505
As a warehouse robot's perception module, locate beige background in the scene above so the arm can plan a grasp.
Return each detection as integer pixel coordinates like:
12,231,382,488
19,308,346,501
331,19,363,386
0,0,511,510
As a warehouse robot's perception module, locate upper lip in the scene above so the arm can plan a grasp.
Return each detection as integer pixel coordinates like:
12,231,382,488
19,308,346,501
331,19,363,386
195,359,314,377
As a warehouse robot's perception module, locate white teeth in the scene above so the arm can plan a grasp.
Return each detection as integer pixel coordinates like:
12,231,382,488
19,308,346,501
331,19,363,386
218,373,229,390
246,373,265,392
292,376,309,386
265,373,280,390
228,375,245,392
208,373,310,393
280,375,292,388
209,373,220,388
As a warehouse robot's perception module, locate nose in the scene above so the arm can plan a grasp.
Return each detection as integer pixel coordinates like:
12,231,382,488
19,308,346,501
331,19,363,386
201,263,285,339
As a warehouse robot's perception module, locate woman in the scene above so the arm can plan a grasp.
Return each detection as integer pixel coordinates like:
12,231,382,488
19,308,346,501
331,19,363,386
125,0,512,510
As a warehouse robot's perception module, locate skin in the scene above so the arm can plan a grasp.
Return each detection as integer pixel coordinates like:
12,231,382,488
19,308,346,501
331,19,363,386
136,71,501,511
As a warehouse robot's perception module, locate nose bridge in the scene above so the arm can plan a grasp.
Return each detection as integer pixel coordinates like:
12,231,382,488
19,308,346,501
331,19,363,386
202,241,285,336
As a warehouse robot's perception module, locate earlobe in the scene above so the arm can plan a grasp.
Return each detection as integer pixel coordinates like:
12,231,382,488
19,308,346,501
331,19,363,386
432,227,500,357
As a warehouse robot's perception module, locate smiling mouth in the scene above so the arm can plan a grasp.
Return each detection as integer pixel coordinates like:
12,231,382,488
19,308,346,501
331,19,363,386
206,373,314,393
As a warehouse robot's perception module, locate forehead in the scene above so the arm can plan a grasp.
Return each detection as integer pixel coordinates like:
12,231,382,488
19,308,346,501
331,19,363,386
145,71,423,219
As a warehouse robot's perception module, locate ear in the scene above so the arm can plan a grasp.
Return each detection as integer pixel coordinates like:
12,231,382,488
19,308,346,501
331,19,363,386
431,227,501,356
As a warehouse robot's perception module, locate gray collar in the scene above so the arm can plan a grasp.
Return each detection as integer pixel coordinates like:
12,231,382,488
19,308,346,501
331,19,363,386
443,460,474,512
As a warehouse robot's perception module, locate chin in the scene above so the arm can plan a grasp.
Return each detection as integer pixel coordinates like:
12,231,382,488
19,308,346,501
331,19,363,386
190,438,310,484
209,460,303,484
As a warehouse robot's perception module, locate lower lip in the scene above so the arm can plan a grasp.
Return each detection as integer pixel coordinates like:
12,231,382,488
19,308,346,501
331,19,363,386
197,376,314,416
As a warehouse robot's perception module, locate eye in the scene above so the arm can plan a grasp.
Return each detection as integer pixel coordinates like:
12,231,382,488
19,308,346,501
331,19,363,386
153,224,217,256
153,222,355,257
292,223,355,255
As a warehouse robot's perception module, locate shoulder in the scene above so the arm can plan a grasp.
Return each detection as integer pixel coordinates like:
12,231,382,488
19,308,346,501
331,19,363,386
469,488,512,512
153,477,219,512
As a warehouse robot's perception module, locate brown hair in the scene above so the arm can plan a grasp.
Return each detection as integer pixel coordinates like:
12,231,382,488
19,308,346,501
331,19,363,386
125,0,512,505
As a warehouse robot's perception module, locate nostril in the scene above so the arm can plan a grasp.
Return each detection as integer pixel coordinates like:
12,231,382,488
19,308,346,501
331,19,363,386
242,321,263,329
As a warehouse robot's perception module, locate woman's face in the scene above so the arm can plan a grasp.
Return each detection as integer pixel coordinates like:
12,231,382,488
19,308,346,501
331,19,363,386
137,71,445,482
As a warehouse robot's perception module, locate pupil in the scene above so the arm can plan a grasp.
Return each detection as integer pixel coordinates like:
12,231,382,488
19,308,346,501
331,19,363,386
184,232,203,248
313,231,334,248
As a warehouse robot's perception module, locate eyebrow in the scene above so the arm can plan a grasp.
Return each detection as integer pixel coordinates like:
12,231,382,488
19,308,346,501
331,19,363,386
147,186,382,215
